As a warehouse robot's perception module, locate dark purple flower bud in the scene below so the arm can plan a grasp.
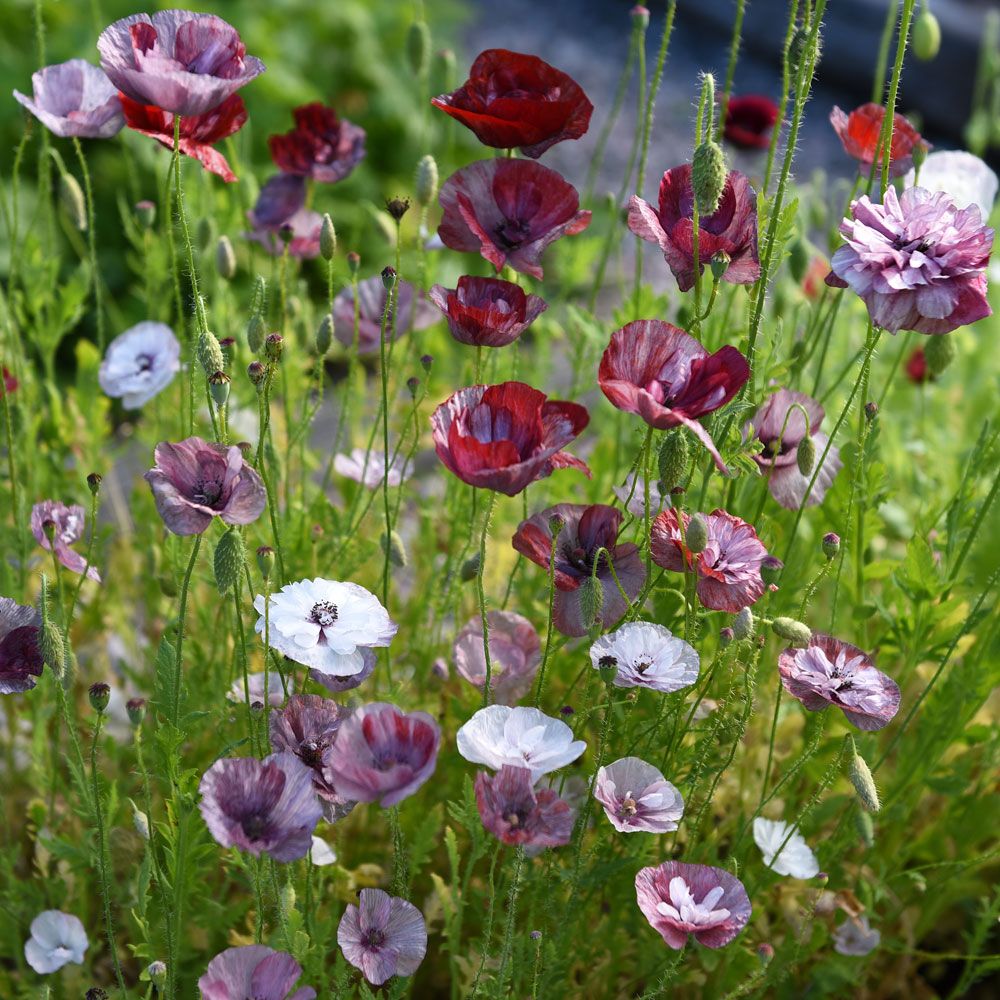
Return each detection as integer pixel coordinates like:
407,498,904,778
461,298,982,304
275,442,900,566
247,361,267,387
822,532,841,559
87,473,103,496
381,266,397,291
420,354,433,371
264,334,283,362
864,401,879,421
760,555,784,585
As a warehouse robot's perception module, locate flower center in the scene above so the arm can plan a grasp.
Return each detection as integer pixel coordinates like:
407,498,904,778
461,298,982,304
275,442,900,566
504,810,524,827
135,353,155,373
298,738,325,767
495,218,531,249
620,795,638,817
363,927,386,950
241,814,267,840
191,478,224,507
310,601,338,627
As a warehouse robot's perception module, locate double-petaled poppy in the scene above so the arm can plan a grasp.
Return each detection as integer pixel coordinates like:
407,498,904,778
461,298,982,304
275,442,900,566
829,102,929,179
723,94,778,150
429,276,547,348
268,103,366,183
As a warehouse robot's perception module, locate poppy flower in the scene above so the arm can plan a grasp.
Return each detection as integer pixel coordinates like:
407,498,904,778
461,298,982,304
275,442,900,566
905,347,930,384
245,174,323,257
594,757,684,834
268,102,365,183
833,916,881,956
431,381,589,496
23,910,88,974
14,59,124,139
752,818,820,879
628,164,760,292
199,945,316,1000
723,94,778,150
438,158,591,279
337,889,427,986
0,597,43,695
30,500,101,582
475,764,573,847
333,448,410,489
613,473,668,520
829,103,929,179
513,503,646,636
588,621,699,694
120,92,246,182
903,150,998,221
431,48,593,158
599,320,749,471
429,276,547,348
332,275,438,355
98,321,180,409
453,611,541,705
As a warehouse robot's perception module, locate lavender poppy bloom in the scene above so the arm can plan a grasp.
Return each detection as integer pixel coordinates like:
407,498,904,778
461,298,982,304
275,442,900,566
198,752,321,862
97,10,265,117
635,861,751,950
332,275,438,355
0,597,43,694
245,174,323,258
428,275,547,348
13,59,123,139
144,437,266,535
337,888,427,986
589,622,699,693
827,186,993,335
594,757,684,834
904,150,998,221
24,910,88,974
333,448,410,489
833,915,881,956
199,945,316,1000
453,611,541,705
749,388,842,509
30,501,101,582
475,764,573,847
778,633,900,731
98,321,180,409
752,818,820,878
322,702,440,807
227,671,285,708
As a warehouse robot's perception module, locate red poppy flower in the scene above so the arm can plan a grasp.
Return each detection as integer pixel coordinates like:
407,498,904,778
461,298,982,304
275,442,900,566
438,158,591,279
268,102,366,183
428,276,547,348
2,367,16,394
120,92,246,182
905,347,930,384
801,255,830,301
431,49,593,158
723,95,778,150
628,164,760,292
598,320,749,472
829,103,929,179
430,381,589,496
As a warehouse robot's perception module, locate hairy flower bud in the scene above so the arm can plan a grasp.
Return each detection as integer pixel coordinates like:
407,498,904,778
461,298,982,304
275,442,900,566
316,314,334,356
772,616,812,647
685,513,709,554
147,962,167,989
320,213,337,261
247,360,267,388
87,472,103,496
732,607,754,640
692,139,726,215
197,331,225,377
420,353,434,372
579,575,604,634
630,5,650,29
380,529,408,568
60,173,87,231
247,312,266,354
760,555,783,585
264,333,283,362
460,553,481,582
923,334,956,376
415,154,439,207
89,681,110,713
407,20,431,77
381,266,397,291
215,235,236,280
822,532,841,559
854,808,874,847
848,747,881,813
214,528,245,594
256,545,275,581
864,400,878,422
719,626,735,647
657,430,689,490
912,9,941,62
406,376,420,398
347,251,361,276
788,234,811,283
796,433,816,476
39,581,65,678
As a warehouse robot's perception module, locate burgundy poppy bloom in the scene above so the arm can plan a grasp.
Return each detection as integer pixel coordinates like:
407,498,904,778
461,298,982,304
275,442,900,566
748,388,842,509
635,861,751,950
778,633,900,731
428,276,547,348
599,320,749,472
144,436,266,535
30,501,101,583
332,275,438,356
2,367,16,394
906,348,930,384
723,94,778,150
321,702,440,808
474,765,573,847
513,503,646,636
199,946,316,1000
650,508,766,612
337,889,427,986
453,610,541,705
431,382,589,496
628,164,760,292
431,49,593,158
120,92,246,182
0,597,43,695
829,103,929,179
14,59,124,139
97,10,265,117
438,158,591,279
268,102,365,183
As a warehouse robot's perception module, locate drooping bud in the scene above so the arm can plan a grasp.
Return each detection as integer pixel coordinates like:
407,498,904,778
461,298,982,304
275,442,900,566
316,314,334,356
822,532,841,560
264,333,283,362
88,682,110,713
320,214,337,261
848,745,881,813
380,530,408,568
732,607,754,640
771,616,812,648
214,527,245,594
208,370,231,408
657,430,689,491
247,360,267,388
685,513,709,554
256,545,275,581
215,235,237,280
126,697,146,727
709,250,731,282
912,9,941,62
385,197,411,222
760,555,784,585
796,434,816,476
347,251,361,276
415,155,439,207
923,334,956,376
87,472,103,496
460,553,481,582
381,266,397,291
197,331,225,377
60,173,87,231
854,808,874,847
691,139,726,215
864,401,878,422
135,200,156,229
407,20,431,77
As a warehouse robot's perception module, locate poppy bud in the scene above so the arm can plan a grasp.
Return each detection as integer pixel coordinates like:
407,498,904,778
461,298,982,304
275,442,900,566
923,333,956,376
772,616,812,647
256,545,275,580
912,141,928,176
733,607,754,640
247,360,267,387
657,430,689,490
719,626,735,647
135,200,156,228
386,197,411,222
407,20,431,77
406,376,420,398
630,5,650,28
559,705,574,717
87,989,109,1000
912,9,941,62
757,943,774,966
320,214,337,261
147,961,167,989
709,250,731,282
381,266,397,291
415,155,439,207
864,401,878,422
420,354,434,372
87,472,103,496
39,582,65,678
214,527,245,594
131,800,150,840
197,216,215,251
316,314,334,356
598,659,618,686
215,235,237,280
822,532,840,559
530,929,542,941
432,657,449,680
380,530,408,568
848,746,880,813
548,512,566,536
347,251,361,275
685,513,709,554
760,555,783,585
126,697,146,726
460,553,481,582
197,331,225,377
89,682,110,714
796,434,816,476
579,575,603,633
158,575,178,598
788,27,809,75
692,139,726,215
247,312,266,354
264,333,283,362
208,370,231,408
854,808,874,847
60,173,87,231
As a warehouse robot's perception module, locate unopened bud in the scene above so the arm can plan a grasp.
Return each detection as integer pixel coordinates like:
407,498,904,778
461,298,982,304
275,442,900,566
247,312,266,354
760,555,783,585
256,545,275,580
214,528,244,594
347,251,361,275
772,616,812,647
597,657,618,686
788,235,811,283
385,197,410,222
406,376,420,398
247,360,267,387
691,140,726,216
757,943,774,966
855,808,874,847
912,10,941,62
87,472,103,496
685,513,709,554
923,334,956,376
415,155,439,207
657,430,689,490
548,512,566,536
135,200,156,228
420,354,433,372
719,626,735,647
796,434,816,476
380,530,408,568
215,235,236,280
197,331,225,377
381,266,397,291
630,5,650,29
579,575,603,633
39,581,65,677
264,333,283,362
208,370,231,408
89,682,110,713
126,697,146,726
197,216,214,251
316,314,334,356
60,173,87,231
407,20,431,77
848,748,880,813
147,961,167,988
822,532,840,559
320,214,337,261
864,401,878,422
732,607,754,640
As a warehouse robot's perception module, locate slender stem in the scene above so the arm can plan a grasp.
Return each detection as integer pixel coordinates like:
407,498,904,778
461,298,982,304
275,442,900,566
72,137,105,350
171,534,202,724
496,846,526,992
716,0,746,142
379,277,395,615
477,490,498,707
533,520,564,708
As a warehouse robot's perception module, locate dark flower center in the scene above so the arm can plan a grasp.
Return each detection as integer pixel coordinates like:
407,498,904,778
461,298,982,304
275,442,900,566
298,738,326,768
634,658,651,674
504,810,525,827
191,477,224,507
241,814,267,840
363,927,386,950
135,353,155,373
373,752,398,770
310,601,338,627
495,218,531,249
564,544,608,576
598,655,618,669
763,436,793,458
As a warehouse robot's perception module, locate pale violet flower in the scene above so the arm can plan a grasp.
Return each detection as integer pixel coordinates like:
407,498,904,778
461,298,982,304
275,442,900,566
594,757,684,834
613,473,668,519
98,321,181,409
589,622,699,693
334,448,410,489
254,578,397,677
833,915,881,956
310,836,337,866
456,705,586,781
24,910,88,973
752,817,820,878
904,150,998,221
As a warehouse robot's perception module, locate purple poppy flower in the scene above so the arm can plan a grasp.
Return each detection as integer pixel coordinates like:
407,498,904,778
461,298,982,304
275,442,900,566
332,275,438,356
513,503,646,637
832,915,881,956
144,436,266,535
635,861,751,949
30,501,101,583
778,633,900,731
268,103,366,184
198,945,316,1000
474,764,573,847
198,752,321,862
245,175,323,258
594,757,684,834
97,9,265,117
428,276,547,348
0,597,43,695
333,449,410,490
453,611,541,705
337,888,427,986
321,702,440,808
13,59,124,139
589,622,699,694
827,186,993,335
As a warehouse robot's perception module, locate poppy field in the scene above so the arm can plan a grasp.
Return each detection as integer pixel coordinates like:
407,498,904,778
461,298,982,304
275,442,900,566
2,1,1000,997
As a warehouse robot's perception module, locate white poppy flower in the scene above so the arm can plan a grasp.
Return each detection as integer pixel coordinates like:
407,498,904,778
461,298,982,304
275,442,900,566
904,150,998,221
334,448,409,489
310,836,338,866
98,321,180,409
752,817,820,879
24,910,88,973
589,622,699,693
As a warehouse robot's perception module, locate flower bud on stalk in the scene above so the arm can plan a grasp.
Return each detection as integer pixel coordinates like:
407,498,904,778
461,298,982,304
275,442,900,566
822,532,841,559
732,607,755,640
87,472,103,496
381,530,408,569
316,314,334,356
924,334,956,376
147,962,167,990
386,197,410,222
848,744,881,813
630,5,650,29
39,581,65,678
579,575,603,634
135,200,156,229
214,527,244,594
864,401,878,422
415,155,439,207
247,360,267,389
60,173,87,231
381,266,397,291
247,312,266,354
460,553,481,582
407,20,431,77
208,370,231,408
320,214,337,261
88,682,110,713
719,626,735,647
126,697,146,726
347,251,361,276
197,331,225,377
685,513,709,554
215,235,237,280
256,545,275,581
657,430,689,490
692,139,726,215
772,616,812,647
264,333,283,362
760,555,784,585
796,434,816,476
912,9,941,62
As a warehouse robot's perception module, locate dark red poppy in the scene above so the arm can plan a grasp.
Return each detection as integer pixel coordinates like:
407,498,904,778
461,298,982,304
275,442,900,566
723,95,779,150
430,381,589,496
268,102,366,183
120,91,246,182
512,503,646,636
2,367,16,394
628,164,760,292
438,158,591,280
431,49,593,158
906,347,931,384
829,103,929,179
598,320,749,472
428,276,547,348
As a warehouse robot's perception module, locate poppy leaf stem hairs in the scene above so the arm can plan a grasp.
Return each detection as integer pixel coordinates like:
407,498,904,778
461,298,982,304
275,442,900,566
477,489,498,707
378,267,395,628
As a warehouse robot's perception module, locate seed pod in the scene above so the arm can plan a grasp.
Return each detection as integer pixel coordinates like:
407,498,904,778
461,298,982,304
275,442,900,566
197,331,225,377
214,527,245,594
657,430,689,490
381,266,397,291
579,575,604,634
854,808,874,847
796,434,816,476
848,748,881,813
771,616,812,648
208,370,231,408
923,334,956,376
685,513,709,554
256,546,275,581
380,530,408,569
347,251,361,275
407,20,431,77
460,553,481,582
912,9,941,62
733,607,754,640
60,173,87,231
135,200,156,229
88,682,110,713
415,155,439,207
709,250,731,282
247,313,266,354
247,360,267,388
320,214,337,261
692,140,726,215
215,235,237,280
385,197,410,222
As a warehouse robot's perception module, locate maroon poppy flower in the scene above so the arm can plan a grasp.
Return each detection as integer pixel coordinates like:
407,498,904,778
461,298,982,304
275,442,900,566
598,320,749,472
650,508,767,612
268,103,366,183
829,103,929,179
513,503,646,636
475,765,573,847
723,94,779,150
428,276,547,348
30,501,101,583
332,275,438,356
0,597,43,695
120,92,246,182
431,382,589,496
438,159,591,279
628,164,760,292
906,348,930,384
2,367,16,394
431,49,593,158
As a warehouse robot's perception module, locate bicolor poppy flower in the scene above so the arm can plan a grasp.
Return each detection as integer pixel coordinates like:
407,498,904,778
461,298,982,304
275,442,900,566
723,94,778,150
30,501,101,582
337,889,427,986
475,764,573,847
14,59,124,139
833,916,881,956
429,276,547,348
332,275,438,355
199,946,316,1000
453,610,541,705
268,102,365,183
0,597,43,695
594,757,684,834
829,102,928,179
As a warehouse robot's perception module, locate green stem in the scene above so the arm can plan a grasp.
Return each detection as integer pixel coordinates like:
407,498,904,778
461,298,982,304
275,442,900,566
72,137,105,350
171,534,202,725
477,490,498,707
